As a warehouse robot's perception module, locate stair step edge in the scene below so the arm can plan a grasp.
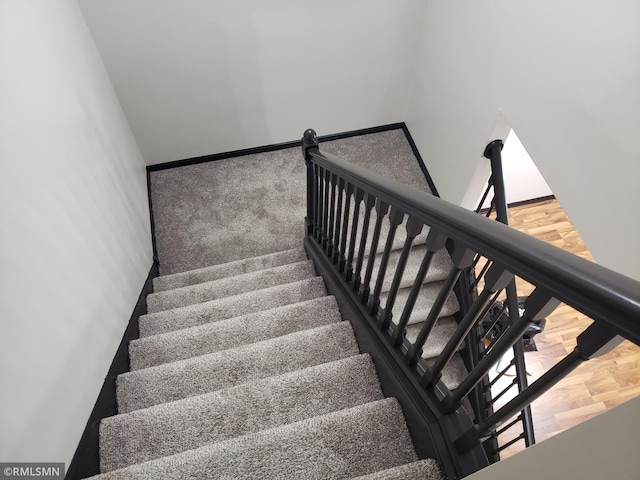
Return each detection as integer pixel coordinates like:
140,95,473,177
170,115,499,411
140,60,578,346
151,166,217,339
146,259,317,313
153,247,307,292
100,353,382,472
130,295,341,370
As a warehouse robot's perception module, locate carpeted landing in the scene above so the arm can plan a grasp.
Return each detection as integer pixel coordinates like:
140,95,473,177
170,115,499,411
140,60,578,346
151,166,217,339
149,129,432,275
87,247,456,479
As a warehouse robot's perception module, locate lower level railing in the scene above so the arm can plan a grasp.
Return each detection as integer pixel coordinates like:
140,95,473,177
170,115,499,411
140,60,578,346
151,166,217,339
302,128,640,476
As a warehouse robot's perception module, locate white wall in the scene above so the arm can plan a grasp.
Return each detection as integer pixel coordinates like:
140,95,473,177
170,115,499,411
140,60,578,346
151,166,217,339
77,0,429,165
0,0,152,467
406,0,640,280
468,395,640,480
476,128,554,210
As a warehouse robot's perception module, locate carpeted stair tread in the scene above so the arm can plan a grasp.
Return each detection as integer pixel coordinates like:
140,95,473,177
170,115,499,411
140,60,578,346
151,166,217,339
90,398,417,480
380,282,460,326
139,276,326,337
100,354,383,472
153,247,307,292
404,317,460,360
117,321,359,413
130,296,341,370
425,354,468,390
147,260,317,313
368,244,454,292
351,459,443,480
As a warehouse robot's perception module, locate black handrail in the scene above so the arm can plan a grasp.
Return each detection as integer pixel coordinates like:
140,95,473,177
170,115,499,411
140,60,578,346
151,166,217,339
302,129,640,344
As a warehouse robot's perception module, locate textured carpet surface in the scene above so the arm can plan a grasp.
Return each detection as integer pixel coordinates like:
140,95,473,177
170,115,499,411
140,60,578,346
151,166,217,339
130,296,341,370
91,398,417,480
153,247,307,292
150,129,431,275
101,354,383,472
94,130,466,479
352,459,443,480
146,259,316,313
139,276,327,337
117,321,359,413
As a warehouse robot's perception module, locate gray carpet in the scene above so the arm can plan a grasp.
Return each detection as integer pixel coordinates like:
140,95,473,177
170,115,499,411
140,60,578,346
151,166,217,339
117,321,360,413
146,259,317,313
90,130,467,479
101,354,383,472
138,276,327,337
93,399,418,480
353,459,443,480
150,129,432,275
130,296,341,370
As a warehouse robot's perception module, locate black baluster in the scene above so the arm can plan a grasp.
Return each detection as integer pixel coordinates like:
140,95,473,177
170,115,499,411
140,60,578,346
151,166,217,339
338,183,354,273
326,174,337,257
332,178,345,264
405,243,475,364
353,193,376,292
369,207,404,316
390,229,447,347
321,169,331,250
421,263,513,388
476,319,623,438
315,165,323,243
345,188,364,282
301,129,318,236
360,201,389,303
443,288,561,413
379,216,423,331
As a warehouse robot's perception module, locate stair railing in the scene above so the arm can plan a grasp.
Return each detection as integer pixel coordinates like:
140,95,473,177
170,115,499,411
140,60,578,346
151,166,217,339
301,128,640,474
462,140,536,461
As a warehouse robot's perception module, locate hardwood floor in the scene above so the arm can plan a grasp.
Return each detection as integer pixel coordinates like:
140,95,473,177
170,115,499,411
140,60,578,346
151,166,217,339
482,198,640,458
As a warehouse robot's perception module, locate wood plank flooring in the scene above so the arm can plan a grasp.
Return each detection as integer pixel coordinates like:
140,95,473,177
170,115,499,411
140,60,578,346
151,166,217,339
482,198,640,458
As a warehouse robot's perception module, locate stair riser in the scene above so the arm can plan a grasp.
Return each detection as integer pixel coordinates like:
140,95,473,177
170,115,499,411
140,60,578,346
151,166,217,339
91,399,418,480
147,260,316,313
117,322,359,413
129,296,341,370
153,248,307,292
139,277,327,337
100,354,383,472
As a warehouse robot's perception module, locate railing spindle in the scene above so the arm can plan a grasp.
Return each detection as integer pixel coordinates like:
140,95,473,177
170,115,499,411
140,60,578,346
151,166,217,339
338,183,355,273
422,264,513,388
444,288,561,412
379,217,423,331
360,200,389,303
477,321,623,438
389,229,447,346
404,243,475,363
321,168,331,250
326,174,337,257
332,178,345,264
369,207,404,316
353,193,376,292
345,188,365,282
315,165,324,243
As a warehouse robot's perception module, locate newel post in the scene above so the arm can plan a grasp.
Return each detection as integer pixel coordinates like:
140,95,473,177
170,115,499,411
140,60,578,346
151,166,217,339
302,129,319,236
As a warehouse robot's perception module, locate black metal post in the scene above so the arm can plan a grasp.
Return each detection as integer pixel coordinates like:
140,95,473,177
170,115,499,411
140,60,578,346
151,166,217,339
302,129,319,236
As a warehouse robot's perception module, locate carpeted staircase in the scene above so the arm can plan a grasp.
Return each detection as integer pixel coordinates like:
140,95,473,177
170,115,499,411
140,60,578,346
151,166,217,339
86,130,474,479
86,241,468,479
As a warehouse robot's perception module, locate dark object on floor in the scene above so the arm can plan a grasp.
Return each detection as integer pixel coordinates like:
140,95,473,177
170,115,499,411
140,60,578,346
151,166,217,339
481,297,546,352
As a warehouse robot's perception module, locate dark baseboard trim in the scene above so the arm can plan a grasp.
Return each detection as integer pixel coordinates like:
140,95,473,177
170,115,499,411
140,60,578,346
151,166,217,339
400,124,441,198
479,194,557,215
146,170,159,264
507,194,556,209
65,261,158,480
145,123,407,173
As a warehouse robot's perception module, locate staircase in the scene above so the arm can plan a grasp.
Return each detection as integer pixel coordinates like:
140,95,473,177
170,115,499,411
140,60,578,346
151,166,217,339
86,244,462,479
